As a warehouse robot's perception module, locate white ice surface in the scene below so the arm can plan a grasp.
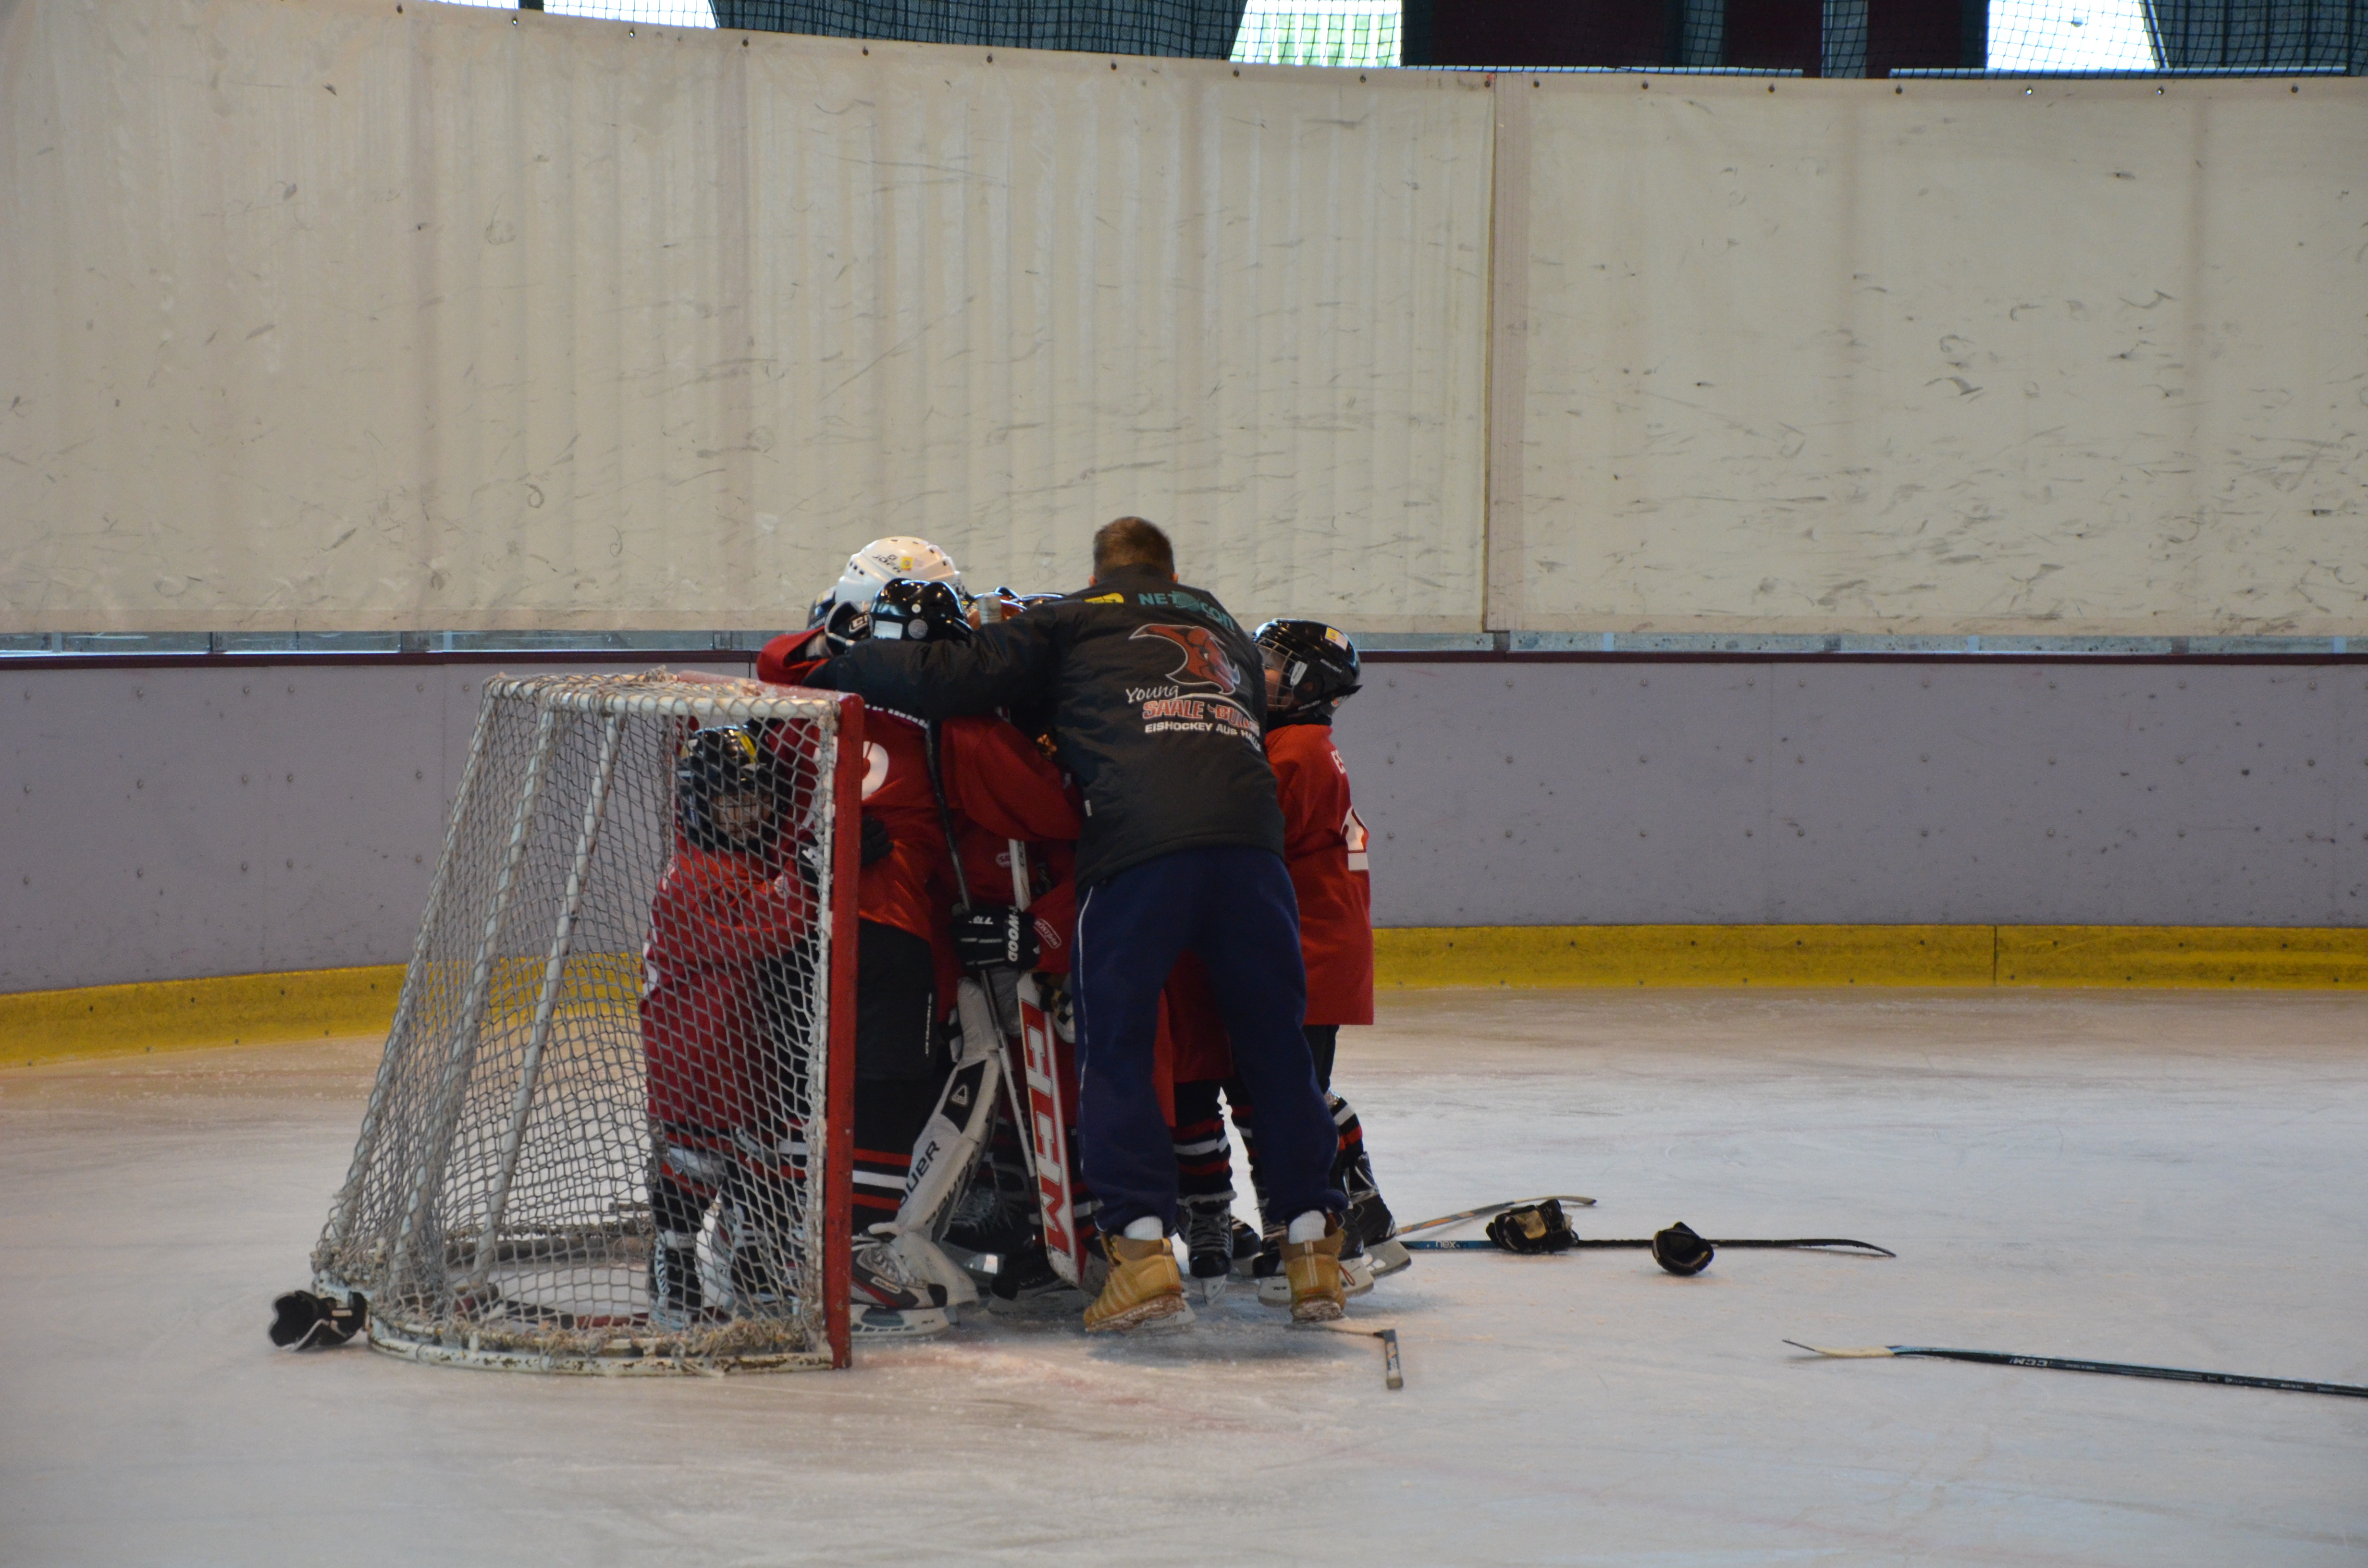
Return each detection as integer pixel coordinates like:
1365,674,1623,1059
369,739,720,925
4,989,2366,1566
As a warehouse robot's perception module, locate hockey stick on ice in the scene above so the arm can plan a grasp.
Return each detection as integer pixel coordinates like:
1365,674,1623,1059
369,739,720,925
1408,1236,1894,1256
1310,1319,1405,1390
1784,1341,2368,1400
1393,1195,1597,1238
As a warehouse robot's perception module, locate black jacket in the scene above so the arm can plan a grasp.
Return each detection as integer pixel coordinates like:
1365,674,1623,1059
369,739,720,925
814,566,1283,888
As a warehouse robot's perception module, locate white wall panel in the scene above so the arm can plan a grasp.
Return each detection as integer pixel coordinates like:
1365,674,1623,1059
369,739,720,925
0,0,1492,633
1493,75,2368,637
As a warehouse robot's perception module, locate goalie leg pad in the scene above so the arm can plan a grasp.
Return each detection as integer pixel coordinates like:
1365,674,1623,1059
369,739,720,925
898,1055,1001,1235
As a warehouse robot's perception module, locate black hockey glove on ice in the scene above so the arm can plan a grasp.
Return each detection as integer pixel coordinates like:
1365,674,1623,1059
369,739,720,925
1649,1221,1715,1276
859,814,892,867
952,905,1038,971
1485,1199,1577,1254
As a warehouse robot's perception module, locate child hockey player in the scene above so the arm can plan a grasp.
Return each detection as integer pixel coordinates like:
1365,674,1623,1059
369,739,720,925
1256,618,1386,1225
639,726,810,1330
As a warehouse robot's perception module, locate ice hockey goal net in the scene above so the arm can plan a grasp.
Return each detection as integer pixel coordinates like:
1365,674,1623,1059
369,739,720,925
309,673,860,1372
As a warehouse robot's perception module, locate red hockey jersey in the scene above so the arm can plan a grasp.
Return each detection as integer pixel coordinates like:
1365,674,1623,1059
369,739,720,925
942,715,1085,976
640,839,813,1127
759,629,947,946
1267,722,1373,1026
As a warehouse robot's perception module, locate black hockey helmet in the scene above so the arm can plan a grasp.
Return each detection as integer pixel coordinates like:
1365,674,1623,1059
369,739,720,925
675,726,771,852
1254,619,1362,721
869,578,973,645
818,598,873,656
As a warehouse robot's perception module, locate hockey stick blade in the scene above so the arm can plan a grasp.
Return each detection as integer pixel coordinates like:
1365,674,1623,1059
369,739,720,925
1704,1237,1895,1258
1784,1341,2368,1398
1311,1319,1405,1390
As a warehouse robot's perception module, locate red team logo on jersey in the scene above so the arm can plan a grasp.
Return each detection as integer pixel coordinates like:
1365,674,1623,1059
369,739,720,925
1130,623,1242,694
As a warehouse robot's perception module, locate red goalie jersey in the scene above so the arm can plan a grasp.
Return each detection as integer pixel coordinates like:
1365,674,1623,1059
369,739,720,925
640,840,812,1129
1266,723,1373,1026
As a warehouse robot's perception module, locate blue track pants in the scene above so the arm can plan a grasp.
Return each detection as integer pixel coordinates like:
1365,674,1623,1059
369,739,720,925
1072,845,1345,1237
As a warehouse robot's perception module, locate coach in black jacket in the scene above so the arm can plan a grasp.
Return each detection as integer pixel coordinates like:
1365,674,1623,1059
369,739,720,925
811,517,1347,1328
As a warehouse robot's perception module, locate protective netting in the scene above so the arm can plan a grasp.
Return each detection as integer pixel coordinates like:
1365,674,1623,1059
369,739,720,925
451,0,723,24
1399,0,2364,74
311,674,852,1373
1232,0,1399,66
437,0,2360,73
709,0,1246,55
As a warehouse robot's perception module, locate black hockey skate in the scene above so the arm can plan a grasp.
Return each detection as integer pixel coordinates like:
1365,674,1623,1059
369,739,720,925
647,1238,707,1332
941,1181,1036,1260
1331,1098,1409,1279
1178,1196,1236,1302
986,1241,1083,1316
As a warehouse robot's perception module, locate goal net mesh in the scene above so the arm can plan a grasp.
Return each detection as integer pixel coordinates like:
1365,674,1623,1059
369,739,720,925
310,673,853,1372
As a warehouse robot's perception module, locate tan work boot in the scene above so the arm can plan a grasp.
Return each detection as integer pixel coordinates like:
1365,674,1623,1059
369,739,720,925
1281,1222,1348,1323
1082,1234,1194,1334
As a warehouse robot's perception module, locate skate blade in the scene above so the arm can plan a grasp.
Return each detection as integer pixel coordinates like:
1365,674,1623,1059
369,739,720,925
850,1305,953,1340
1368,1239,1412,1277
1191,1274,1230,1305
1084,1293,1196,1335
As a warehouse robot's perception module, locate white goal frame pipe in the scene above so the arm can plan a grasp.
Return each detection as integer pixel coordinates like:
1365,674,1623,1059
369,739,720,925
391,704,560,1293
464,709,627,1289
320,685,501,1260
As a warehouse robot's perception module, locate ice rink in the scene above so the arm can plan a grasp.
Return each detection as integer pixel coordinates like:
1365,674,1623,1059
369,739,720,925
4,987,2364,1567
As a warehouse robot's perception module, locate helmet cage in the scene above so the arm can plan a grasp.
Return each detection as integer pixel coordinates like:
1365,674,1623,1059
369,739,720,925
674,728,773,853
1254,619,1362,717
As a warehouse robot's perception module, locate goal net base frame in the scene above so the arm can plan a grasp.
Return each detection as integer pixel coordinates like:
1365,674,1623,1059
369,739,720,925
360,1311,841,1376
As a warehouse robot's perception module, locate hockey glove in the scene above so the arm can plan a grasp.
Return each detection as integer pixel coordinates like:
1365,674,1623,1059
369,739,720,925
860,813,892,867
951,905,1039,971
1650,1221,1715,1276
1485,1199,1576,1255
269,1289,367,1349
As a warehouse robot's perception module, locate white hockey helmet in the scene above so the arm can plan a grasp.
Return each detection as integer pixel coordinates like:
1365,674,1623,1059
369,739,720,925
830,537,963,612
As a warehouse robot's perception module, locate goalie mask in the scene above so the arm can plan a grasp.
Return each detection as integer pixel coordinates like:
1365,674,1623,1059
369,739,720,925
1254,619,1362,723
675,727,772,852
868,578,973,645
